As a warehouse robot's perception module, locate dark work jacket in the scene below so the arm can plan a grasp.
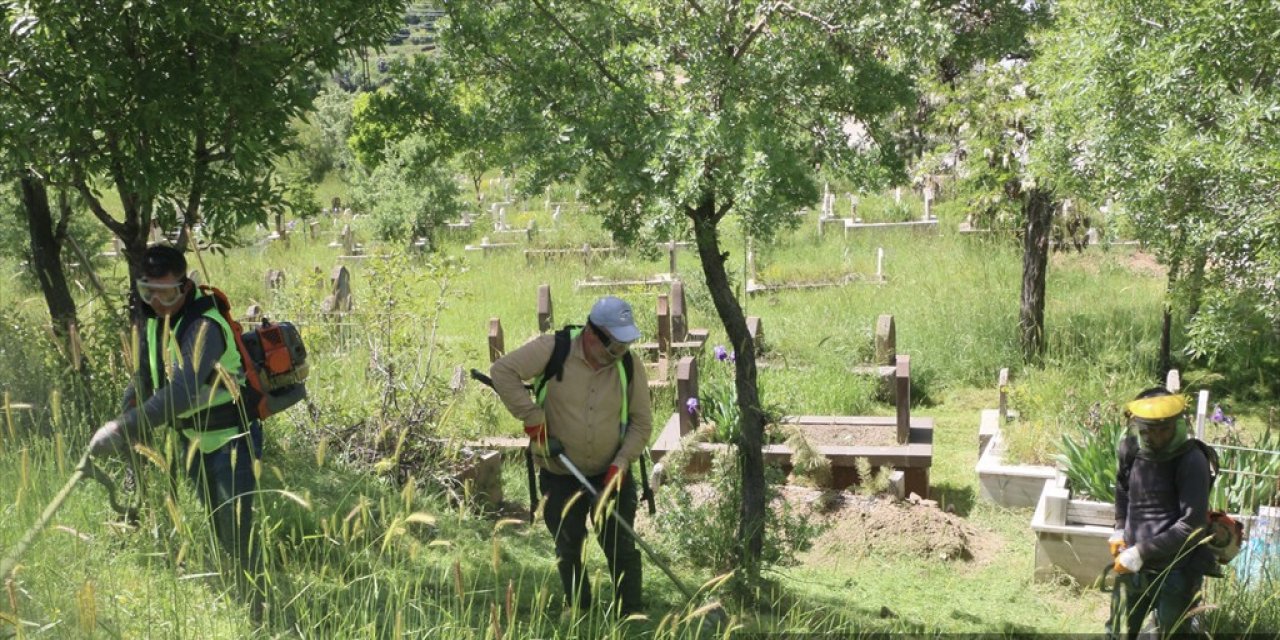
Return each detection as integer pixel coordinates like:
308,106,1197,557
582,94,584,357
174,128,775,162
1114,436,1216,575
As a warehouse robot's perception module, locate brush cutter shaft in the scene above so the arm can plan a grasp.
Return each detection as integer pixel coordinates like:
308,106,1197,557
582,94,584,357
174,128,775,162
0,453,90,581
557,453,696,601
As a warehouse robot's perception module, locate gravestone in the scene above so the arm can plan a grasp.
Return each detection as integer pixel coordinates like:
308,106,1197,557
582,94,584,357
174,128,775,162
746,316,764,353
450,366,467,394
676,356,699,436
874,314,896,365
244,304,263,323
321,265,353,313
656,294,671,354
341,225,355,256
537,285,554,333
895,355,911,444
488,318,505,362
671,280,689,342
265,269,286,291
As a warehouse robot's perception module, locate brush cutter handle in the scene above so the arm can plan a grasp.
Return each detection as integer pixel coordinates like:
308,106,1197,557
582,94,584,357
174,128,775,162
557,453,697,601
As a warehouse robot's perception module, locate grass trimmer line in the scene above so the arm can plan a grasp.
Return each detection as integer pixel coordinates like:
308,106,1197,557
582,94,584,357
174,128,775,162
0,450,138,582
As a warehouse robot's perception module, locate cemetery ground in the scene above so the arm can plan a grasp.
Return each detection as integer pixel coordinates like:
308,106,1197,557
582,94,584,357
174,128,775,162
1,193,1277,638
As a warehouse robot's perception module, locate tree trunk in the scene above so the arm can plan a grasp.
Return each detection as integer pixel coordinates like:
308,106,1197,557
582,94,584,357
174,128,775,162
18,175,79,341
1019,188,1053,362
1158,242,1187,378
687,195,765,585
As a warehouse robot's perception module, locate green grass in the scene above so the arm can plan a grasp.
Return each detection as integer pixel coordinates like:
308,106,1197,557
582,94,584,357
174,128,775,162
2,181,1277,638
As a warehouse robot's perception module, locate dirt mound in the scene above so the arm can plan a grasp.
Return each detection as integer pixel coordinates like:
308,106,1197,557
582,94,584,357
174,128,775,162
643,482,995,564
777,487,987,563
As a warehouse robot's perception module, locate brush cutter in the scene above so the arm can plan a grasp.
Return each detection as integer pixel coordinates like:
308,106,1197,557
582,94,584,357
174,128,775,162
555,452,729,628
1,451,139,582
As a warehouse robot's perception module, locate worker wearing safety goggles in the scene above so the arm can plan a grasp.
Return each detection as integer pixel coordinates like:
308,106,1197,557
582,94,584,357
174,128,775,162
1106,387,1215,639
488,296,652,618
88,244,266,622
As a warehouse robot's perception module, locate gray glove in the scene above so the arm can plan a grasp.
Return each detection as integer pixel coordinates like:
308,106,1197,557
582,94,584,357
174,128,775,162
89,420,129,457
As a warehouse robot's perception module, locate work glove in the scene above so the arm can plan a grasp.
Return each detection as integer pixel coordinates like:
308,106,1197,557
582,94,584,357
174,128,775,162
89,420,128,457
524,424,563,459
600,464,625,500
1109,529,1127,558
1113,546,1143,575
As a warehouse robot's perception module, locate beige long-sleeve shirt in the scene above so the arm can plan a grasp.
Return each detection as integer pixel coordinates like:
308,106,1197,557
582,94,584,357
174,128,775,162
489,332,652,476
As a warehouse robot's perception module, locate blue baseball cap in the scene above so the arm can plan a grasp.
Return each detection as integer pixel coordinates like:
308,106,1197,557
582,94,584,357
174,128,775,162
588,296,641,343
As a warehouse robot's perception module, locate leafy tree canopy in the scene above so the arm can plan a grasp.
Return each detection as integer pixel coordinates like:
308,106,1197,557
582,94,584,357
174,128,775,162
1,0,406,264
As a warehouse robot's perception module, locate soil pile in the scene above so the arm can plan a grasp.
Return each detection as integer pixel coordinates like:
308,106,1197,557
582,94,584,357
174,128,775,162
780,488,987,562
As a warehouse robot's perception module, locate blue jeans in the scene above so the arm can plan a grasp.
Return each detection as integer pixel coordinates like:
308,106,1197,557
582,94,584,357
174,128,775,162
182,422,264,599
1107,567,1204,638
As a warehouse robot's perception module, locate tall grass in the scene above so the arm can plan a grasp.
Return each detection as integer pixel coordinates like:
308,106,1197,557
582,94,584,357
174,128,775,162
3,180,1271,636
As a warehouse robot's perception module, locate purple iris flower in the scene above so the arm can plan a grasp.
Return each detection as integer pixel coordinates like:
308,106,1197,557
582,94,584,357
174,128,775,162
1211,405,1225,423
728,351,736,363
714,345,728,361
686,397,700,415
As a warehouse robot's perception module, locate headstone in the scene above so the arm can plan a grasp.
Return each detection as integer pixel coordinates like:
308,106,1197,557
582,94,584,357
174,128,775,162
997,367,1010,423
450,366,466,394
488,318,504,363
876,247,885,279
746,316,764,352
1195,389,1209,439
667,239,678,275
656,294,672,354
670,280,689,342
1165,369,1181,394
894,186,902,204
874,315,896,365
537,284,554,334
148,219,165,245
331,196,342,215
308,220,319,240
1086,227,1100,245
322,265,352,313
923,183,934,220
676,356,699,436
265,269,286,290
1239,506,1280,587
895,355,911,444
244,304,263,323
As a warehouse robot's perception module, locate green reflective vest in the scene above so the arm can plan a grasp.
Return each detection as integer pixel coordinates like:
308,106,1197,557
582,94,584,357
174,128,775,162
533,327,630,442
145,291,246,453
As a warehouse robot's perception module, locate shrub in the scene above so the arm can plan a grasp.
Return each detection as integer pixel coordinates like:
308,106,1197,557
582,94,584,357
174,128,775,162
1053,400,1128,502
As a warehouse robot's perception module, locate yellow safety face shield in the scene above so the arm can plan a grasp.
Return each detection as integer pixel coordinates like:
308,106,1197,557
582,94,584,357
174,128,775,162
1125,394,1187,421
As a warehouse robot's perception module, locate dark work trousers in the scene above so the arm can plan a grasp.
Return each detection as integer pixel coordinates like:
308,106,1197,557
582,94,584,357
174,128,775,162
1106,567,1205,639
540,467,643,614
181,421,265,612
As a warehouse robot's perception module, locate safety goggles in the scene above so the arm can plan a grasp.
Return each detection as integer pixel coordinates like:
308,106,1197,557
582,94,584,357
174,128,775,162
136,278,186,306
588,321,631,359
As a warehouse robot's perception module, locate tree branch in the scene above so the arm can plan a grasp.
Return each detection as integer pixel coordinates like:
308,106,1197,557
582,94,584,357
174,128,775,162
527,0,661,121
733,2,781,61
775,2,844,34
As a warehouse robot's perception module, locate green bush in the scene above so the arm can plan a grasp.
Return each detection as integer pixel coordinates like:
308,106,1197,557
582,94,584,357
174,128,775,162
654,449,824,578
